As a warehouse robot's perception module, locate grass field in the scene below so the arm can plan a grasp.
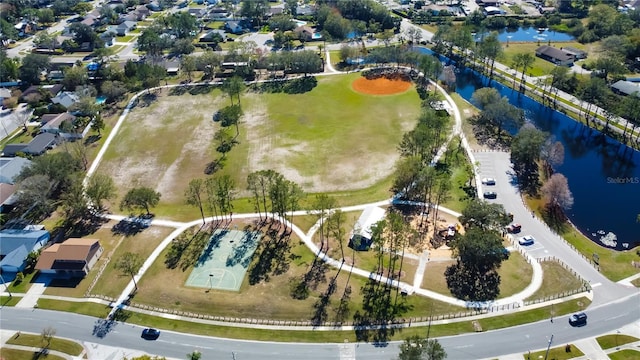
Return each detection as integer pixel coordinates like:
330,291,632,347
0,348,65,360
524,345,584,360
133,220,459,322
501,42,585,77
97,74,421,220
421,251,532,299
609,350,640,360
37,299,111,318
596,334,640,350
7,333,84,356
524,261,586,301
43,224,172,298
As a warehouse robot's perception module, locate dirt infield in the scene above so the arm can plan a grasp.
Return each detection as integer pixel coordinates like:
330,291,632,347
352,76,412,95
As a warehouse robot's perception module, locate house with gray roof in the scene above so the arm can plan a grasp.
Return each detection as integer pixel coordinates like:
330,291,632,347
0,229,50,272
0,135,52,157
611,80,640,97
0,157,32,184
51,91,80,109
0,88,11,106
535,45,575,66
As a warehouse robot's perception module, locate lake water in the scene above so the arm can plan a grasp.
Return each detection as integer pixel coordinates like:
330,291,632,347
413,47,640,250
475,27,574,43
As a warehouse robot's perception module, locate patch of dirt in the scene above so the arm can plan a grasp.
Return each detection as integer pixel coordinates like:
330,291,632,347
404,210,462,257
352,77,412,95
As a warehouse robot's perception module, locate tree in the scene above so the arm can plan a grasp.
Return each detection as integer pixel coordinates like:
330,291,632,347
115,252,144,290
14,174,55,218
180,55,196,82
186,351,201,360
91,113,105,135
510,124,549,194
513,52,534,93
540,138,564,179
0,50,20,82
63,65,89,90
398,336,447,360
86,173,116,210
240,0,270,27
60,177,89,222
222,75,245,106
185,178,206,225
214,127,236,158
309,194,337,251
101,80,127,102
459,199,511,231
120,187,161,214
69,23,102,49
41,326,56,348
446,228,506,301
33,31,58,51
20,53,51,85
172,38,195,55
137,27,169,56
477,32,502,81
540,173,574,221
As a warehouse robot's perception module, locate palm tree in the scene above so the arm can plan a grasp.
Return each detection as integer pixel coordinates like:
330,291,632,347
518,53,535,93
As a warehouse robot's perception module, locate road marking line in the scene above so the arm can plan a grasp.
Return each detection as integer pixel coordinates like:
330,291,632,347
339,343,356,360
591,282,602,288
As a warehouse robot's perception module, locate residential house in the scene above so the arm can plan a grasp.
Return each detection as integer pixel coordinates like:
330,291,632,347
0,229,50,273
539,6,557,14
561,47,587,60
160,60,181,76
0,88,11,106
112,21,137,36
14,20,34,37
268,6,284,17
611,80,640,97
348,206,386,251
483,6,503,15
135,6,151,20
40,112,92,140
225,21,246,34
0,183,17,213
1,133,58,157
146,2,163,11
0,157,32,184
188,8,208,19
20,84,63,103
47,70,65,83
80,15,100,28
35,238,104,277
294,25,316,41
535,45,575,66
209,7,230,19
51,91,80,109
476,0,500,6
296,4,316,16
199,30,227,44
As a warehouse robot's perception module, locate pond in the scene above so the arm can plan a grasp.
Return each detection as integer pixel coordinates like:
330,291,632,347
413,47,640,250
475,27,574,43
455,70,640,250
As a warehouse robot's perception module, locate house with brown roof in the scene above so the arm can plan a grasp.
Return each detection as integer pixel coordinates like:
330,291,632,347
294,25,316,41
35,238,103,277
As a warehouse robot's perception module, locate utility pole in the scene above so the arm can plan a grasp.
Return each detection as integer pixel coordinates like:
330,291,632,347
544,334,554,360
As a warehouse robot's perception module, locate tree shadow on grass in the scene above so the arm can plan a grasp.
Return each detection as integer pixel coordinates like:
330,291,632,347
189,85,214,95
248,227,292,285
254,77,317,94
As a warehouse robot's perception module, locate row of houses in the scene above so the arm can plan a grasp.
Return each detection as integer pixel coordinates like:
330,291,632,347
0,226,103,277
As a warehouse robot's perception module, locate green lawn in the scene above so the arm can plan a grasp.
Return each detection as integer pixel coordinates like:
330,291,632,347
116,35,135,42
8,270,39,294
422,250,532,299
37,299,111,318
7,333,84,356
596,334,639,350
0,348,65,360
501,42,584,77
98,74,421,220
609,350,640,360
525,261,586,301
1,295,21,306
524,345,584,360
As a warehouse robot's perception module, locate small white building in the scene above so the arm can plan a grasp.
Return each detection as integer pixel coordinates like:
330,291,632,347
349,206,386,251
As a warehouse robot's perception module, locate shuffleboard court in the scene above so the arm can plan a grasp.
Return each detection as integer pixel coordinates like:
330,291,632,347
185,229,261,291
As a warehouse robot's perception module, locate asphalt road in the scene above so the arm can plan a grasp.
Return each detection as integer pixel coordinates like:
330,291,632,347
1,294,638,360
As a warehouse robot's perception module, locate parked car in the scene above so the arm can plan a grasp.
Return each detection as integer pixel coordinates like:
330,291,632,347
141,328,160,340
518,235,535,246
569,312,587,327
482,177,496,185
483,191,497,199
506,223,522,233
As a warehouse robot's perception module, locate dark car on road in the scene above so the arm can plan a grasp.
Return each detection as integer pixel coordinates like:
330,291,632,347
506,223,522,233
483,191,497,199
569,312,587,327
141,328,160,340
